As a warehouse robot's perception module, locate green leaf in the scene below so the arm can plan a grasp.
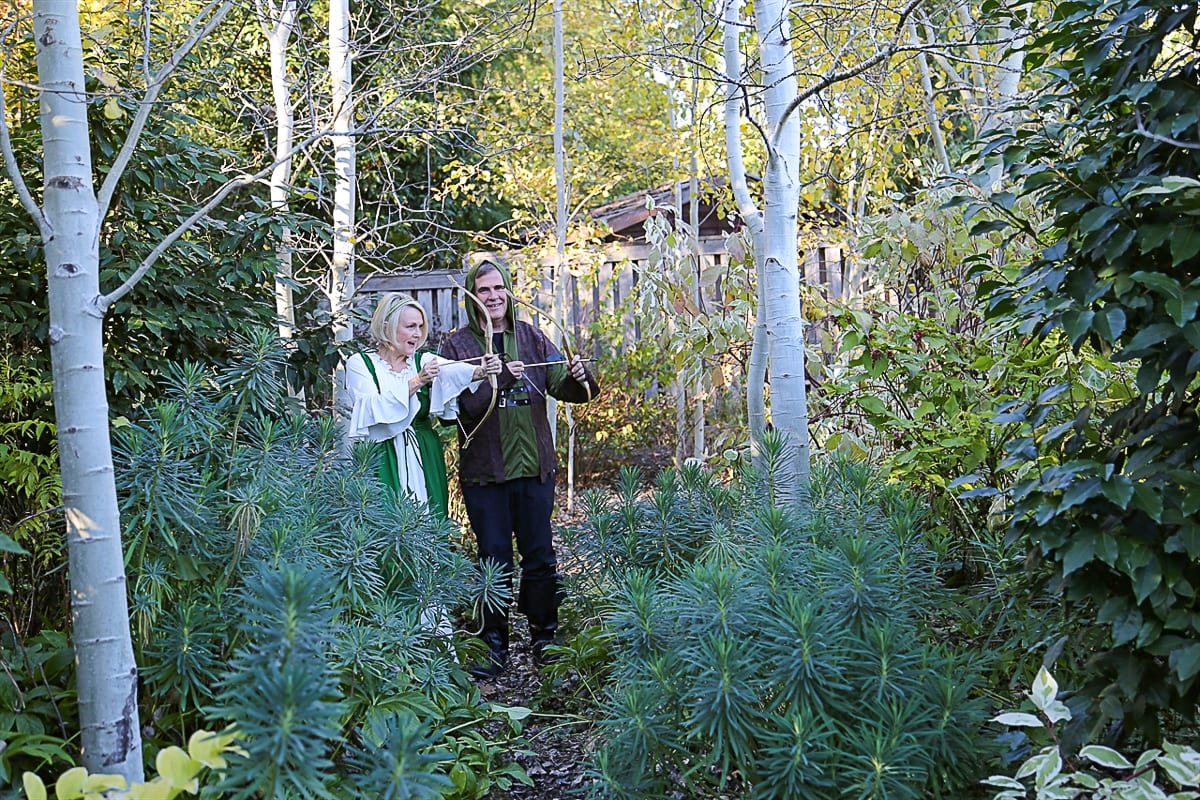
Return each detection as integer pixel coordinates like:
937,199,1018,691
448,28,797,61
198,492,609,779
155,746,200,791
1062,477,1100,510
1094,307,1127,343
1113,608,1143,646
82,774,126,794
491,704,533,721
1100,476,1134,508
1172,228,1200,266
0,532,28,555
1078,205,1117,234
22,772,47,800
992,712,1045,728
1130,271,1182,298
1080,745,1134,770
1062,536,1095,576
1133,562,1162,604
55,767,88,800
1122,323,1179,354
971,219,1012,235
857,396,888,417
1169,643,1200,682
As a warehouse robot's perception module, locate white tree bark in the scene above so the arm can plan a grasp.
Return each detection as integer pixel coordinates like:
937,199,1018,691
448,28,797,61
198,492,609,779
259,0,299,340
551,0,576,511
30,2,144,780
907,22,951,174
720,0,768,463
329,0,356,363
753,0,811,499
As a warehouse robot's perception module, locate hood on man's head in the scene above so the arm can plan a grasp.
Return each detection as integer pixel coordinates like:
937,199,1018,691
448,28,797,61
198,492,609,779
465,260,516,335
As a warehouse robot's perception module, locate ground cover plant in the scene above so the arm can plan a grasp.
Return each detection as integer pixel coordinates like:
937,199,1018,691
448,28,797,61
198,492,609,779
559,446,996,799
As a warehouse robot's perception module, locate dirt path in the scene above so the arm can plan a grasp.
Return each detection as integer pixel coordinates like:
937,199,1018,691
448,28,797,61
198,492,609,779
476,618,601,799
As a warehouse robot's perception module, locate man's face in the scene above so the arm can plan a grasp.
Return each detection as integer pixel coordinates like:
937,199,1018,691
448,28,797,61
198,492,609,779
474,269,509,330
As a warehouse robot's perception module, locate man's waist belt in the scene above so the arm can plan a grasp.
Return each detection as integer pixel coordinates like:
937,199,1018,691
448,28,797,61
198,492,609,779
498,396,531,408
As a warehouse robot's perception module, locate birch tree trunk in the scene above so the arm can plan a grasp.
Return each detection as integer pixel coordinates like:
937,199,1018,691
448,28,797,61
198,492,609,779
551,0,576,511
31,2,143,780
329,0,355,397
753,0,810,499
260,0,299,340
721,0,768,465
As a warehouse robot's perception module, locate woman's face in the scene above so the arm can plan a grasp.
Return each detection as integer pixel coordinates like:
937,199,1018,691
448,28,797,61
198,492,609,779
392,305,425,357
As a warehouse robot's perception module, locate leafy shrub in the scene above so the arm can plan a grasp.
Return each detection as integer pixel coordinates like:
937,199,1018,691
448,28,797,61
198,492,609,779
565,453,994,799
976,0,1200,735
985,668,1200,799
18,727,240,800
0,630,76,788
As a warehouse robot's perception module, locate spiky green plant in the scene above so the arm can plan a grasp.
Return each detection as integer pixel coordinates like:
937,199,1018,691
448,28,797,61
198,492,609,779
111,334,528,796
568,445,994,799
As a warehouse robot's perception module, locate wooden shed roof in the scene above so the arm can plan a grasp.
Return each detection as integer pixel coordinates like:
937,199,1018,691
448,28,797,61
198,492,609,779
586,177,738,242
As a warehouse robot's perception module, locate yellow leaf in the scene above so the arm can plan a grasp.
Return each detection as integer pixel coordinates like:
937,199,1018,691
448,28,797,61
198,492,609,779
83,773,127,793
93,68,119,89
22,772,47,800
56,767,88,800
103,97,123,120
128,780,176,800
187,729,233,769
711,363,726,389
155,746,200,792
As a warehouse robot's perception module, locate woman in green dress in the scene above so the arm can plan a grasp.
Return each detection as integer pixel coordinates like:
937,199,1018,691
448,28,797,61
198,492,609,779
345,294,501,513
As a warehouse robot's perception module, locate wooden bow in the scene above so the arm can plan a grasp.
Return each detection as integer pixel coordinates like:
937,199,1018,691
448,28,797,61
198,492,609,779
450,276,498,450
507,293,593,403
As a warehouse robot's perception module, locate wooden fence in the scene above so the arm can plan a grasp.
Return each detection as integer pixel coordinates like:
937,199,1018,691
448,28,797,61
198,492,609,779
353,240,847,353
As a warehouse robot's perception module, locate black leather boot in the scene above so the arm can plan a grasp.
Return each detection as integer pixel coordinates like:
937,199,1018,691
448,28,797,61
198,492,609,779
520,573,562,666
468,603,509,681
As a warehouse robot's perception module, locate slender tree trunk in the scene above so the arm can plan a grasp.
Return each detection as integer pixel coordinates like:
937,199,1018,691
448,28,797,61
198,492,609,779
260,0,299,340
551,0,576,511
32,2,143,781
754,0,810,500
329,0,354,331
689,11,705,462
721,0,768,466
907,22,950,174
329,0,355,407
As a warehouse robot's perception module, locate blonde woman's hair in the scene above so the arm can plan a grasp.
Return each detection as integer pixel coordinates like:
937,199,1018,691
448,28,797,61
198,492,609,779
369,293,429,351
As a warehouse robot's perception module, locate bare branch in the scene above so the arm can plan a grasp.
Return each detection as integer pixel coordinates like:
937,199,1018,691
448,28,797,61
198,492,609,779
0,95,44,234
98,129,328,311
0,15,46,235
770,0,925,147
96,0,237,225
1136,109,1200,150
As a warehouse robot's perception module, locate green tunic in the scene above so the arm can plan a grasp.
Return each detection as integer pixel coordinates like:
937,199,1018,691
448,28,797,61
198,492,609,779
412,350,450,519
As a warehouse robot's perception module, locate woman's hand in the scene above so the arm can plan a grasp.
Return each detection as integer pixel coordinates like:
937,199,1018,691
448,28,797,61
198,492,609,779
417,356,439,386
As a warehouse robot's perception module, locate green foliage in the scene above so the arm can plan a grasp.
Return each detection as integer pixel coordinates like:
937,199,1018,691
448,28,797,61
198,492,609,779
211,565,344,799
985,668,1200,799
0,630,75,787
0,357,59,530
107,334,528,798
565,453,994,799
977,0,1200,734
573,341,677,465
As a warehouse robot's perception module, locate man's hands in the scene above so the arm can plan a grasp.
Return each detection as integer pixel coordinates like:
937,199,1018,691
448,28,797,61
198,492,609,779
502,354,587,381
469,353,504,382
